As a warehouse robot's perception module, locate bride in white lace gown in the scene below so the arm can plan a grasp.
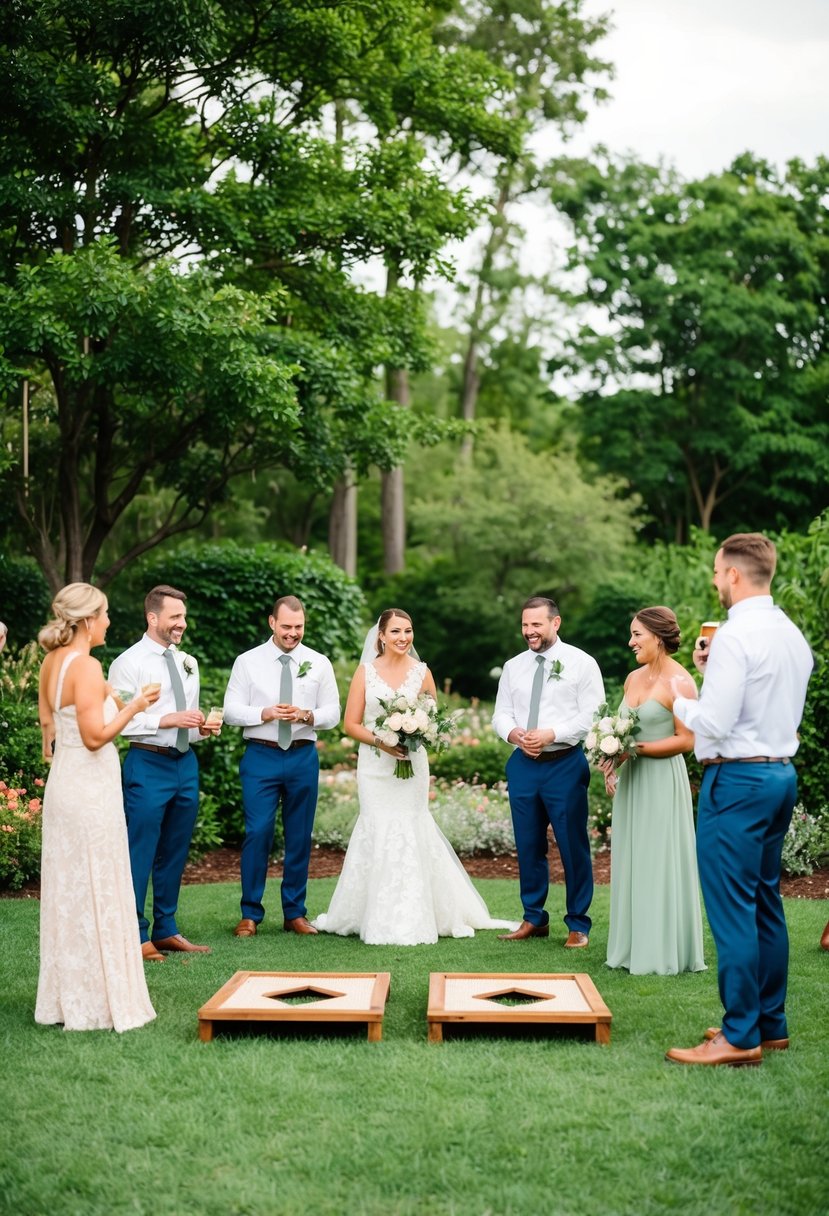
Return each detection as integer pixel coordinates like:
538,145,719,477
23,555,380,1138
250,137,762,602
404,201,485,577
314,610,517,945
35,584,157,1032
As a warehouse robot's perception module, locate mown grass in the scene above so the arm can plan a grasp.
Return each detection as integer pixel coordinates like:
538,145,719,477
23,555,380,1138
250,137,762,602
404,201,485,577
1,881,827,1216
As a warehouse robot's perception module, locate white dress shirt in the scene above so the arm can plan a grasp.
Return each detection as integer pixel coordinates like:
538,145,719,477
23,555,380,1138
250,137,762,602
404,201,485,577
673,597,813,761
492,639,605,750
222,639,340,742
108,635,203,747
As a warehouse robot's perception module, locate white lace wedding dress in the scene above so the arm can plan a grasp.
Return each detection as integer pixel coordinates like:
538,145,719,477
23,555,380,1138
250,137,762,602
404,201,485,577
313,661,516,945
35,653,156,1032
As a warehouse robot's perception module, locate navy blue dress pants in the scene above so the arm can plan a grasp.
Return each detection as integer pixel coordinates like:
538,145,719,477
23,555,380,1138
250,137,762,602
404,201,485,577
239,741,320,923
506,747,593,935
697,761,797,1049
122,747,200,943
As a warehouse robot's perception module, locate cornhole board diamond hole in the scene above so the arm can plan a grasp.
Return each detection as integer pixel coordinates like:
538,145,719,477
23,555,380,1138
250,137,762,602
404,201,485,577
426,973,611,1044
197,971,391,1042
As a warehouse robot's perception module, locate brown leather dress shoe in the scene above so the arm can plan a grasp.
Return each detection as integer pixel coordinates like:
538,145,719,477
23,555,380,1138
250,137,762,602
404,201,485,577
666,1031,762,1067
233,918,257,937
564,931,589,949
821,919,829,951
152,934,211,954
704,1026,789,1051
283,916,318,935
141,941,165,962
498,920,549,941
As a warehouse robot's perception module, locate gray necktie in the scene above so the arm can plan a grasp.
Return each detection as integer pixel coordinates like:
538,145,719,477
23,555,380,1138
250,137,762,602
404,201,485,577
163,648,190,753
527,654,545,731
278,654,293,750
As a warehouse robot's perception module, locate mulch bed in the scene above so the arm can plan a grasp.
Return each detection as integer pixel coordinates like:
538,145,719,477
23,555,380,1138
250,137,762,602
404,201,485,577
5,839,827,900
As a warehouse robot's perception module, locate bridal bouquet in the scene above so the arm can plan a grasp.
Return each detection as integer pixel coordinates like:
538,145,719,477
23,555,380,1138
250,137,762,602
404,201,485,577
583,703,640,767
373,692,461,779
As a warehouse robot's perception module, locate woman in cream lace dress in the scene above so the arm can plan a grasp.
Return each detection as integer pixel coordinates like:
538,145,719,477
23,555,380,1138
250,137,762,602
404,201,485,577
314,609,516,945
35,584,158,1032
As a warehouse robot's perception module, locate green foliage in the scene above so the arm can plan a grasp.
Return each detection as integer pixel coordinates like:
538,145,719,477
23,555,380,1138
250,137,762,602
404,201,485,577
551,154,829,541
105,543,367,667
0,775,44,890
0,556,50,650
781,805,829,878
0,0,525,588
429,738,511,787
374,426,639,692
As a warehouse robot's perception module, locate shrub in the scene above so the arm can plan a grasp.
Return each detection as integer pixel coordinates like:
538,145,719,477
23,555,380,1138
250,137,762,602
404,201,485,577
0,778,44,890
781,804,829,877
0,553,51,649
104,542,367,666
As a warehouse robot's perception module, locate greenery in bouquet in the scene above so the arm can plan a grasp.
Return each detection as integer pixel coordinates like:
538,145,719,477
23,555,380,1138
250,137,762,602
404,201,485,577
583,702,640,767
372,692,461,779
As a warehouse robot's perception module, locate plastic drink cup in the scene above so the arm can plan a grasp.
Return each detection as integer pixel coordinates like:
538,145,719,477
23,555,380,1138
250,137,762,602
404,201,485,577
699,622,720,642
206,707,224,726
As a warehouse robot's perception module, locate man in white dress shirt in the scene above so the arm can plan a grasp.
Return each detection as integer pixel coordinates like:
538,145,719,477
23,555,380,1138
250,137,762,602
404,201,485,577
493,597,605,946
223,595,340,937
666,533,813,1067
109,584,219,961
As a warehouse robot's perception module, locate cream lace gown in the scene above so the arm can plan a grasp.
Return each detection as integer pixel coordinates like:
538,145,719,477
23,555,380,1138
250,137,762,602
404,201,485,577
35,653,156,1032
314,662,516,945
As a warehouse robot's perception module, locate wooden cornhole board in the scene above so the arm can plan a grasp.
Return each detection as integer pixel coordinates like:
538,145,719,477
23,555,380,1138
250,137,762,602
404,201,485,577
197,971,391,1042
427,972,611,1044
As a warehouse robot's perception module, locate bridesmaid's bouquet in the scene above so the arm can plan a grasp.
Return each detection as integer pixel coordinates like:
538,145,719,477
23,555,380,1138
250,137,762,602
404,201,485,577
373,693,461,779
583,703,640,767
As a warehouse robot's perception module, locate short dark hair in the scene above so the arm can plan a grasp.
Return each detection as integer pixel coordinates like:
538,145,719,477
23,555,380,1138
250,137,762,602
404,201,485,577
144,584,187,618
720,533,777,585
633,606,681,654
522,596,560,618
272,595,305,618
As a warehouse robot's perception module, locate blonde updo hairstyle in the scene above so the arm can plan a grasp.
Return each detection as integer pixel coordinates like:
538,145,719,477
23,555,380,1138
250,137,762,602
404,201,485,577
38,583,107,652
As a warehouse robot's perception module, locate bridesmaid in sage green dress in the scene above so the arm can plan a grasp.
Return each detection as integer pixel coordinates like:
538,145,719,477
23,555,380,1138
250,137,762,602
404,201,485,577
603,607,706,976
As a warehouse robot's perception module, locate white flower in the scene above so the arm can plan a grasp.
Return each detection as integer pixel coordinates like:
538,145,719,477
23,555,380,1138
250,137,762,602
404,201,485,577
598,716,615,734
386,712,403,731
489,666,503,679
399,713,418,734
393,695,409,711
377,729,398,747
413,708,430,731
600,736,621,756
585,731,598,750
618,717,635,734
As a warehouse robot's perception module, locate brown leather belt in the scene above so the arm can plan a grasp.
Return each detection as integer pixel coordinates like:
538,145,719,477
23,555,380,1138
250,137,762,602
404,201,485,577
130,742,189,759
531,745,577,764
247,738,314,751
702,756,791,766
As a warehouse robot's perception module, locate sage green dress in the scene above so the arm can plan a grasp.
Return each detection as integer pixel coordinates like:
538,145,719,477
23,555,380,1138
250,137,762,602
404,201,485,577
606,699,705,975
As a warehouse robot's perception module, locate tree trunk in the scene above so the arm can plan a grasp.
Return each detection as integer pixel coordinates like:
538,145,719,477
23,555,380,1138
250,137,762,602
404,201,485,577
329,467,358,577
382,262,409,576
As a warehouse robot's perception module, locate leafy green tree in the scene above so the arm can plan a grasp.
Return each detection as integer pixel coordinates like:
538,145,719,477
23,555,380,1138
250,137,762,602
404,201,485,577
0,1,518,588
372,424,638,691
549,153,829,540
437,0,612,454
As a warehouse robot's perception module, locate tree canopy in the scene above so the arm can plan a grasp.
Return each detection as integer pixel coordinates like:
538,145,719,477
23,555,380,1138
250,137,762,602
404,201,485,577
549,153,829,540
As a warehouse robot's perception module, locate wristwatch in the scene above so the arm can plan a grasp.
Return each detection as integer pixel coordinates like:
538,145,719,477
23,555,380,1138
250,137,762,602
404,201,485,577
302,709,312,725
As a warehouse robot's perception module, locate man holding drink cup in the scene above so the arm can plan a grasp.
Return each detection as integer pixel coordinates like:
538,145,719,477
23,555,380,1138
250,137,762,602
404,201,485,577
109,585,220,961
666,534,813,1067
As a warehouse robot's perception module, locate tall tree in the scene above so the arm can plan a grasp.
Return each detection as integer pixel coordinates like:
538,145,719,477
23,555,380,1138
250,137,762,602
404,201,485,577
438,0,612,456
0,1,516,587
549,153,829,540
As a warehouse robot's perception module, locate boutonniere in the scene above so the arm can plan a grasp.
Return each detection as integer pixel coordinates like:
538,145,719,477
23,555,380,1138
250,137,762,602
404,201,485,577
547,659,564,682
297,660,312,679
182,656,195,677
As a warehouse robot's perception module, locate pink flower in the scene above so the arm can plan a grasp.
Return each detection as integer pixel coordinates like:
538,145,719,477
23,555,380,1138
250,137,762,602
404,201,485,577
28,798,42,812
1,824,13,833
34,778,45,787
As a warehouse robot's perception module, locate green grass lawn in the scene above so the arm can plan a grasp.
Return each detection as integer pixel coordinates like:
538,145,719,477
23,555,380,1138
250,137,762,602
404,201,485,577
1,881,827,1216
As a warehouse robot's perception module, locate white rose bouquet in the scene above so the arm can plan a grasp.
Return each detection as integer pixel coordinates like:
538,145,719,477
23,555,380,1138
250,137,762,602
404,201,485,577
372,692,461,779
583,703,640,770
